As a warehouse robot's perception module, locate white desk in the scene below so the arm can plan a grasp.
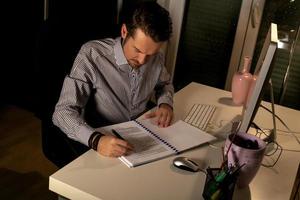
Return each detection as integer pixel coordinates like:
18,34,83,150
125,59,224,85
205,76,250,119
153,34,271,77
49,82,300,200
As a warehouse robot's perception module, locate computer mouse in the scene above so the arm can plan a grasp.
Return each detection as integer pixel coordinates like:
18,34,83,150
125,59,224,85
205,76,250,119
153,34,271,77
173,157,200,172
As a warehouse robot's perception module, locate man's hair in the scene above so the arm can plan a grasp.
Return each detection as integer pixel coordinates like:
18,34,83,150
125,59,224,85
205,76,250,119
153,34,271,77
123,2,172,42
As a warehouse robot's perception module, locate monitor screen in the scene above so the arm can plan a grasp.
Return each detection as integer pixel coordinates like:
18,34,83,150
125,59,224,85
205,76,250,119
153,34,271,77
239,23,278,133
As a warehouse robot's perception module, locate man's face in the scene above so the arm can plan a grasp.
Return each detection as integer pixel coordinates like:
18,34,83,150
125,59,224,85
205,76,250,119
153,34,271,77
121,24,163,69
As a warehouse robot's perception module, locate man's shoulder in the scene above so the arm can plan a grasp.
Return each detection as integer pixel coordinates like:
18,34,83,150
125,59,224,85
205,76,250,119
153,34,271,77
156,51,165,60
80,38,116,56
151,51,165,67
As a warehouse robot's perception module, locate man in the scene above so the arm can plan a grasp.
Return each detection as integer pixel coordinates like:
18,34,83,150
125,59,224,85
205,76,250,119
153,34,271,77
53,2,174,158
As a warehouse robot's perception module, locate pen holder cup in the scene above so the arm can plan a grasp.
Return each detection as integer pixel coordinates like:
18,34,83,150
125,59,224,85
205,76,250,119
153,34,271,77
224,132,266,188
202,168,237,200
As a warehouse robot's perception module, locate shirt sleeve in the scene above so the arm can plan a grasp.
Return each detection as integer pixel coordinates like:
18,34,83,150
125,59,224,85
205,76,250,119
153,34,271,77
52,47,97,146
155,54,174,108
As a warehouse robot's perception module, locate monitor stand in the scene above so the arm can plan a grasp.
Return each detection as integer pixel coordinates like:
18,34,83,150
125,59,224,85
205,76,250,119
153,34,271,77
262,79,277,152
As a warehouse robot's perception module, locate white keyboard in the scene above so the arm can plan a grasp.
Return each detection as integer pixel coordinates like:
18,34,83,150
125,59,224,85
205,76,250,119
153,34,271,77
184,104,217,131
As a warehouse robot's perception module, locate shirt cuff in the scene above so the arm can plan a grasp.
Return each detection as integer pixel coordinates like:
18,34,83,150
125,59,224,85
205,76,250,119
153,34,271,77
157,94,173,109
77,124,96,146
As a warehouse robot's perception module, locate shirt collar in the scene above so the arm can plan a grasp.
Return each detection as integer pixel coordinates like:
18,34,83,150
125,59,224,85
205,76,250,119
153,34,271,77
113,37,128,67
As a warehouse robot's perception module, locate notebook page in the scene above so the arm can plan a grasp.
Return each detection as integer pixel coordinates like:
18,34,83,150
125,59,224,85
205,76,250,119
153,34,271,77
139,119,216,152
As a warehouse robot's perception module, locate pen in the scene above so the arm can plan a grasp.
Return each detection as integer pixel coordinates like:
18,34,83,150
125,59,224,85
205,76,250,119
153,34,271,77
230,163,245,177
206,167,215,180
112,129,126,141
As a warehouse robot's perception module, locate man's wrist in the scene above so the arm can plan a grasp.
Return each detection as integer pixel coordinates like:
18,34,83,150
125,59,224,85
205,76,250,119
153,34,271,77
88,131,104,151
159,103,173,110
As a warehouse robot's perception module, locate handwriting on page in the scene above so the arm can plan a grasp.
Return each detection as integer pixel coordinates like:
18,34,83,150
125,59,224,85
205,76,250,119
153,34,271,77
115,126,169,159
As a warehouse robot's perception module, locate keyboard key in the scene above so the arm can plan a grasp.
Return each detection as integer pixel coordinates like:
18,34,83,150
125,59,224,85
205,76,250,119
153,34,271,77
184,104,216,131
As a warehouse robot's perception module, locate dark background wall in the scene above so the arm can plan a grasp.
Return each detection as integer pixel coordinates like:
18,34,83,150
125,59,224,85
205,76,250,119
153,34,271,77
1,0,119,118
2,0,44,112
173,0,242,91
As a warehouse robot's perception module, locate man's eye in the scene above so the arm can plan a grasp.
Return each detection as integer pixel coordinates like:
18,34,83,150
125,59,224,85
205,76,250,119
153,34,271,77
134,48,139,52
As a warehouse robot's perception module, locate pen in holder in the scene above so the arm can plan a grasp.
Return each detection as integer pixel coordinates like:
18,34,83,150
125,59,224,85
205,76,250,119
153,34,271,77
202,165,239,200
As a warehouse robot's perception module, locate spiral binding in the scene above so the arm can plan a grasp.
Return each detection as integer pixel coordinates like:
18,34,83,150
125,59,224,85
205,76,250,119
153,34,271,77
134,120,179,154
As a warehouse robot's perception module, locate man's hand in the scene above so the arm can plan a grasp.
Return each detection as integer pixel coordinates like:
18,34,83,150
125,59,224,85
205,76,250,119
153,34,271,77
97,135,134,157
145,103,173,127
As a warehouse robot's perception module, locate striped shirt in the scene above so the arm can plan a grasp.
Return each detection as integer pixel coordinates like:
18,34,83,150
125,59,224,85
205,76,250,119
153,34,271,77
52,37,174,146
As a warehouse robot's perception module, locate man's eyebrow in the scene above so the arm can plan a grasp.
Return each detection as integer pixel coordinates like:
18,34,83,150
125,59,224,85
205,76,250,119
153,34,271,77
134,46,144,53
134,46,156,56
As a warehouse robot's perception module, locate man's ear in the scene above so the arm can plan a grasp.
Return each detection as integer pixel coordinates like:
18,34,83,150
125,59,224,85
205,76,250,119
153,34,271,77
121,24,128,39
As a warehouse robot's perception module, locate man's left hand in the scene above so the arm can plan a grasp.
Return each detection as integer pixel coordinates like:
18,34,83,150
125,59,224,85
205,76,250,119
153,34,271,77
145,103,173,127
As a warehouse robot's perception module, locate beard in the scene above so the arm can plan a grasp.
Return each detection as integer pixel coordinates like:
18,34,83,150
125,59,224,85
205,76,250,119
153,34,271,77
128,59,141,68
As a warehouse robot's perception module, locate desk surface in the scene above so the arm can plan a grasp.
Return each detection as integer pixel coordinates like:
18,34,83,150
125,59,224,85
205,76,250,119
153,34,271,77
49,82,300,200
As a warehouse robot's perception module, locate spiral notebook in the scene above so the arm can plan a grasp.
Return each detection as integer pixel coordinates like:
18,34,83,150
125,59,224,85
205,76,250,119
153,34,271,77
97,119,216,168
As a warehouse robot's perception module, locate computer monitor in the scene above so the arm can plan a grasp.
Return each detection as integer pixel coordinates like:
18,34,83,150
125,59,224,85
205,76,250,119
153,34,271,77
239,23,278,133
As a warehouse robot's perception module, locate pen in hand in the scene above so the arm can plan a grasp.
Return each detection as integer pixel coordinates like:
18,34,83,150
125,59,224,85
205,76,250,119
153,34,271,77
112,129,125,141
111,129,134,153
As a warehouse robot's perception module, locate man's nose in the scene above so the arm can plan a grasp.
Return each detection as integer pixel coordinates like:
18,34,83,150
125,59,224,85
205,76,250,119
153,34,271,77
137,53,147,65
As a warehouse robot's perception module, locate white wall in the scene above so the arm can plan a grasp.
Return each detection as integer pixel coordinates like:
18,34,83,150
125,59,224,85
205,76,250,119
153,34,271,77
157,0,186,81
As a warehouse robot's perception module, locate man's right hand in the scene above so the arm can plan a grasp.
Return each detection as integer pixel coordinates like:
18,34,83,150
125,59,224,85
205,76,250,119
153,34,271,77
97,135,134,157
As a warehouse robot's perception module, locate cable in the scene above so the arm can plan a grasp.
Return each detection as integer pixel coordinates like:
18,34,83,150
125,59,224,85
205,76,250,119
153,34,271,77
251,124,300,137
249,123,284,167
254,127,300,152
207,120,236,130
251,122,270,138
260,104,300,144
261,141,283,168
276,129,300,135
282,148,300,152
252,125,300,153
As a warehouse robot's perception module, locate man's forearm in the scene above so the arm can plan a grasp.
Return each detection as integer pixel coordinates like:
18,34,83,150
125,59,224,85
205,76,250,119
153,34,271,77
52,105,95,146
52,75,95,146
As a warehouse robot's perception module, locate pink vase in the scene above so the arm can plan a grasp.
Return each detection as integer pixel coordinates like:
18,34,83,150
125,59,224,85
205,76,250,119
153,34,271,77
231,57,253,106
